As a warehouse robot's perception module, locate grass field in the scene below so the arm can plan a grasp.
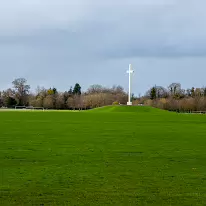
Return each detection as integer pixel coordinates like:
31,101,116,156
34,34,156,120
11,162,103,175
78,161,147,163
0,106,206,205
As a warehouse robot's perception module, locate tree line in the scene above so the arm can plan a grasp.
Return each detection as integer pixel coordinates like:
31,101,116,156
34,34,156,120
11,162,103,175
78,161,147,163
0,78,128,109
1,78,205,112
140,83,206,112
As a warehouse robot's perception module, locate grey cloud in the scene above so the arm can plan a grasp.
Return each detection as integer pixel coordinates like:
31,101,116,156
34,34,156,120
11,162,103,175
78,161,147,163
1,0,206,57
0,0,206,93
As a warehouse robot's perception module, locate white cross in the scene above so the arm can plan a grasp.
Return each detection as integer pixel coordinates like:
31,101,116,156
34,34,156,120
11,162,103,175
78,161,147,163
126,64,134,105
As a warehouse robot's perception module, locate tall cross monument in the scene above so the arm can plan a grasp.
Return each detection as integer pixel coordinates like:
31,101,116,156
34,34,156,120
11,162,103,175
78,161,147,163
127,64,134,106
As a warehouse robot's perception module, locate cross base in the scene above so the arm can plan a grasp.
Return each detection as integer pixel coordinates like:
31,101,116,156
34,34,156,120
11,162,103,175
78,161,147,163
127,102,133,106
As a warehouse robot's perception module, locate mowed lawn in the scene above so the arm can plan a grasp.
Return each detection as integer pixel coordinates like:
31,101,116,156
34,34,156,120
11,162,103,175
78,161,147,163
0,106,206,205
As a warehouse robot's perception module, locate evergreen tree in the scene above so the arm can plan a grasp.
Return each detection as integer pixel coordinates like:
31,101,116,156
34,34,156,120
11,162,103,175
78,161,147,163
52,87,57,94
150,87,156,100
191,87,195,97
5,97,17,107
68,87,73,96
73,83,81,95
204,87,206,97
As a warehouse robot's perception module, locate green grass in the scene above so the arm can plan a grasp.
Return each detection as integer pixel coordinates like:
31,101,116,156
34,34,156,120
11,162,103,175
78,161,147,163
88,105,166,113
0,106,206,205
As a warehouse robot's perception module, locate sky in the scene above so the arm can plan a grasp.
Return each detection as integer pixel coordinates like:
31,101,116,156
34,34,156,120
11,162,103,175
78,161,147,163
0,0,206,95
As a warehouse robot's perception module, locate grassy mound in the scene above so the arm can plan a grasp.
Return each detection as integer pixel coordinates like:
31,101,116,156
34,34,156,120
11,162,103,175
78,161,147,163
88,105,167,113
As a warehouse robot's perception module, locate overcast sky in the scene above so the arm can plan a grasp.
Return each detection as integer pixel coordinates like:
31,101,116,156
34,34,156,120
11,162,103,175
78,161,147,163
0,0,206,95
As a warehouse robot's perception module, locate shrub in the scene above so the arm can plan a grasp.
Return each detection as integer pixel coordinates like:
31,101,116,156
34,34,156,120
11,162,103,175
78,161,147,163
113,101,119,105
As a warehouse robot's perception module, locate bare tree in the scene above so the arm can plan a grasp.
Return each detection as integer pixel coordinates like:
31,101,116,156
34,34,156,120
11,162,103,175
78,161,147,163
168,83,181,98
43,96,54,109
12,78,30,106
0,91,3,107
87,84,104,94
67,97,75,109
55,94,65,109
195,88,203,97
